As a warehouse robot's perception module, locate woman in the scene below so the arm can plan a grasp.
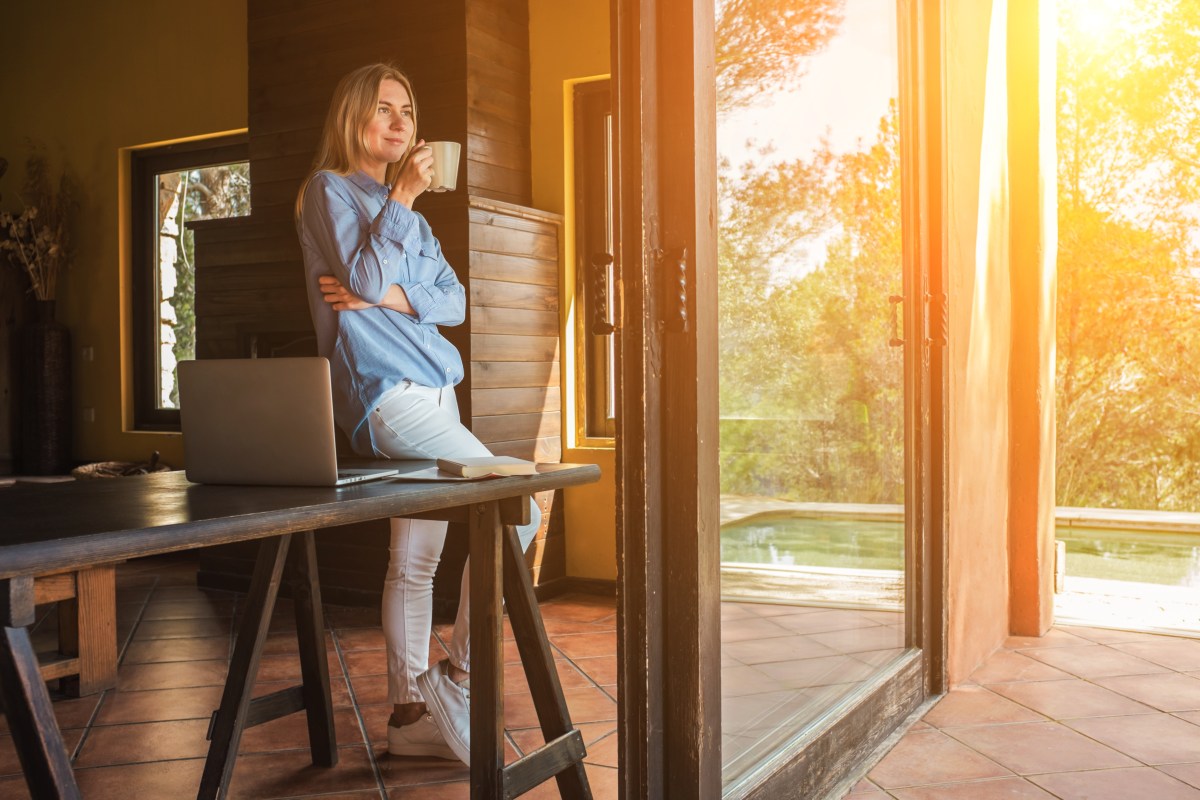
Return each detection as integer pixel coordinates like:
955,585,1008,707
295,63,540,765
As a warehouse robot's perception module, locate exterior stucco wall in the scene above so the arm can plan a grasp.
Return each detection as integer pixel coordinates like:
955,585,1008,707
946,0,1016,684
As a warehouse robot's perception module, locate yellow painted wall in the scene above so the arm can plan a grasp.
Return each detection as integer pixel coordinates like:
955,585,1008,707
529,0,616,580
0,0,247,468
945,0,1016,684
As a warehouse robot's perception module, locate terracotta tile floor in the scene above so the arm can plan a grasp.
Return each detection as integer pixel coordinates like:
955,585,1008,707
0,554,618,799
851,625,1200,799
8,554,1200,799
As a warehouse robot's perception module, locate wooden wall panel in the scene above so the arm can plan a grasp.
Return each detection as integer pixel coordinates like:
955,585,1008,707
195,0,570,603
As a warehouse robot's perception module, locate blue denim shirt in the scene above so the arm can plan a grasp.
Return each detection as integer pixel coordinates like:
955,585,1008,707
297,170,465,455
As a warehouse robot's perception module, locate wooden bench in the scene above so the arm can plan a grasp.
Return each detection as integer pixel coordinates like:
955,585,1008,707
33,565,118,697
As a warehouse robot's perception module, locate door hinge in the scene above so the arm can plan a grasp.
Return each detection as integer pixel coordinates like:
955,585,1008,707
659,246,689,333
589,251,616,335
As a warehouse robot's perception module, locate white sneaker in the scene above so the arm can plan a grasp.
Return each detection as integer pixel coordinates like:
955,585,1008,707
417,659,471,765
387,713,457,759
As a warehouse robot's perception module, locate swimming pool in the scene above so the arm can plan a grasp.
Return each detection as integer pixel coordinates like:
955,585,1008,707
720,513,1200,588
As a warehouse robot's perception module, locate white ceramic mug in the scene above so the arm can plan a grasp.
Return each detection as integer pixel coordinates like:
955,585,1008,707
425,141,461,192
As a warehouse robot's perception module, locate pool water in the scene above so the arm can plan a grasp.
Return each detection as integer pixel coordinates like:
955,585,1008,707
720,515,1200,587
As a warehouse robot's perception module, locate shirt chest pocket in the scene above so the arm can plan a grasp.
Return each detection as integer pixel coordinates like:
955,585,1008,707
404,246,441,282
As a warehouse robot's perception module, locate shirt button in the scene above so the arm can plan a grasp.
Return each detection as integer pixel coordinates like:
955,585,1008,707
383,259,389,264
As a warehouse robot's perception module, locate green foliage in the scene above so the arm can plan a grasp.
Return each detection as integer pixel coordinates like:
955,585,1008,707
1056,0,1200,510
719,105,904,504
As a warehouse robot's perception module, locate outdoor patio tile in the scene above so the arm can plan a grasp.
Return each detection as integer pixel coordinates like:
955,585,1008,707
1111,638,1200,672
93,685,225,725
867,730,1012,788
1021,645,1171,679
75,718,212,767
755,653,880,689
921,685,1045,728
988,678,1157,719
944,721,1136,774
1064,714,1200,764
968,651,1075,684
74,758,206,798
721,664,789,697
1003,629,1093,650
772,609,880,635
720,615,799,643
808,624,905,655
229,744,378,798
1030,767,1200,800
847,777,889,796
722,634,840,666
1056,625,1162,644
1160,763,1200,790
890,777,1057,799
1093,673,1200,712
855,648,907,667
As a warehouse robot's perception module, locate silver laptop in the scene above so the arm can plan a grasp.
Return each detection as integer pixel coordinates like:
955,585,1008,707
178,357,399,487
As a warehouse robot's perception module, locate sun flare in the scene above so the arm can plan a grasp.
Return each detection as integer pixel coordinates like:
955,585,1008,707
1059,0,1129,48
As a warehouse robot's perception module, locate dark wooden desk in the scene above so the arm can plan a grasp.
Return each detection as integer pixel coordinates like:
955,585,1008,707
0,464,601,800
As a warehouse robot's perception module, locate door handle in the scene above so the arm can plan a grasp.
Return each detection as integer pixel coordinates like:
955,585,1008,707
889,295,904,347
589,252,615,335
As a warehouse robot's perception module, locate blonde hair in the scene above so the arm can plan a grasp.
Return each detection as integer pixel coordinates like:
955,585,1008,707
295,63,418,220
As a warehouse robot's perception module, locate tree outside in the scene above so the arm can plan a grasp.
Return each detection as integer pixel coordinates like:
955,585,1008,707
156,162,250,408
1056,0,1200,511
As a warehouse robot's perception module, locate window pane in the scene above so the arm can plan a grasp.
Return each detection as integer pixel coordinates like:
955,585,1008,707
154,162,250,409
716,0,907,789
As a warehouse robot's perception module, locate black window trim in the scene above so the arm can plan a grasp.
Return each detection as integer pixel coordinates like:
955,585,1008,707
131,133,249,431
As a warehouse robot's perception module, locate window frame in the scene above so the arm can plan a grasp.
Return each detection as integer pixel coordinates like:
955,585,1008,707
573,79,618,444
130,133,249,431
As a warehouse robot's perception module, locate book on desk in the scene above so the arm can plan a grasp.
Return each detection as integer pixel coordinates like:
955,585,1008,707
435,456,539,478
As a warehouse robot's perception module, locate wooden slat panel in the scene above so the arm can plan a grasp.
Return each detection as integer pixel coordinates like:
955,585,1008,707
469,306,558,337
466,132,530,172
472,412,561,444
471,361,560,389
469,205,558,235
470,279,557,311
471,334,559,362
468,252,556,286
469,224,556,260
466,160,530,203
482,436,562,463
472,387,560,416
197,287,310,318
467,107,531,148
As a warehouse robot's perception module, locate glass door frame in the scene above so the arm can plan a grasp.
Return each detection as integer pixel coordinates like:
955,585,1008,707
612,0,948,797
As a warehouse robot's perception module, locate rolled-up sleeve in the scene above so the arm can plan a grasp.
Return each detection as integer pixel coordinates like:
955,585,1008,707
400,237,466,325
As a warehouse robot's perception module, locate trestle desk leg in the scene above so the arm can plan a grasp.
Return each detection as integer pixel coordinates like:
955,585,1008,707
0,576,81,800
198,534,292,800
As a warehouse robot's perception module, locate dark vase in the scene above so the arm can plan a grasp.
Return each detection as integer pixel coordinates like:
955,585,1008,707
15,299,72,475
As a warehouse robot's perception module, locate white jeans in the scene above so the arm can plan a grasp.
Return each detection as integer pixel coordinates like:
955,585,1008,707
368,381,541,704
